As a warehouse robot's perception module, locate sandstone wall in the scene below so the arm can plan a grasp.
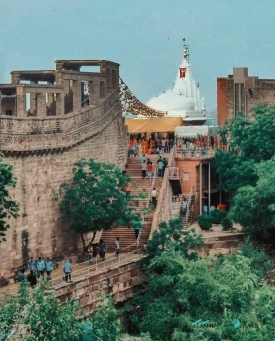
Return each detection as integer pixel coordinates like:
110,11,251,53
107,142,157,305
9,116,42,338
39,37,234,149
56,258,146,315
219,78,275,123
0,91,128,278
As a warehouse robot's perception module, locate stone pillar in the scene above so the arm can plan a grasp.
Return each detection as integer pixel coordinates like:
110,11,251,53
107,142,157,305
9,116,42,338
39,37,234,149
56,93,64,116
100,81,105,98
11,73,20,85
0,91,2,116
47,93,54,106
105,68,112,93
112,69,118,89
93,81,100,105
72,80,81,111
89,81,94,105
30,81,37,112
16,87,26,117
36,93,46,117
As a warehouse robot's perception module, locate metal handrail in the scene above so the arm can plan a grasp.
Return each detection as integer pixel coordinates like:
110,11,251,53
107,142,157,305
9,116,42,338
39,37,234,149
149,147,175,238
175,147,216,158
184,184,195,227
137,167,156,248
50,247,142,287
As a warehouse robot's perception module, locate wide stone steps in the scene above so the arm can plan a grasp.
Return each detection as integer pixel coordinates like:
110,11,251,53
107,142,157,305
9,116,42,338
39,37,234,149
101,157,164,253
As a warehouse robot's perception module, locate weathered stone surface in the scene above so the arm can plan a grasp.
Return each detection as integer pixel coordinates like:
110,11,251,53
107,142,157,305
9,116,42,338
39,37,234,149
54,259,145,314
0,60,128,278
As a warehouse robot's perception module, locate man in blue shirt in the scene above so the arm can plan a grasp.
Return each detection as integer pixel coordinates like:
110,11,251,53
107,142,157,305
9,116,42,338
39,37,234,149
28,257,36,275
36,257,45,279
140,154,146,164
45,257,53,279
18,269,27,283
63,259,72,282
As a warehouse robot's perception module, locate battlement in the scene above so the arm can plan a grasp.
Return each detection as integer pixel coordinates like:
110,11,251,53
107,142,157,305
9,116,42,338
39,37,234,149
0,90,120,153
0,59,120,119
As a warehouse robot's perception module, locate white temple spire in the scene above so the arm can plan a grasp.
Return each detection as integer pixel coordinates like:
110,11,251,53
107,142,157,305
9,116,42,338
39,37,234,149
146,43,206,121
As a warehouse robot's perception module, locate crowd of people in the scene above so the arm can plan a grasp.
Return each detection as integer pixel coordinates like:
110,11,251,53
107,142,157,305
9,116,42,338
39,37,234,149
139,154,168,181
18,256,55,286
128,134,174,157
85,239,107,264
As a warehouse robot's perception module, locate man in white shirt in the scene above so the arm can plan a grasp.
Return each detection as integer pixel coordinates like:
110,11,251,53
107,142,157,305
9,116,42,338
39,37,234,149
189,142,195,156
151,187,158,208
182,198,188,215
161,138,166,153
115,237,120,257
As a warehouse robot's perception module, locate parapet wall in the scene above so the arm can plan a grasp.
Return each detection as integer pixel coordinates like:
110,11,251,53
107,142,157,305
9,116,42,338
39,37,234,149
0,91,119,151
56,258,146,315
0,90,128,278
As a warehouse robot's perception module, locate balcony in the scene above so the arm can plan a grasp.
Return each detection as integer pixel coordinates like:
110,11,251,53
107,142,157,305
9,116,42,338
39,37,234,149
175,147,216,159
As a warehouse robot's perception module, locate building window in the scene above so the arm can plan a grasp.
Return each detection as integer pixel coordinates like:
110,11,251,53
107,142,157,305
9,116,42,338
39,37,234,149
183,172,189,181
5,110,12,116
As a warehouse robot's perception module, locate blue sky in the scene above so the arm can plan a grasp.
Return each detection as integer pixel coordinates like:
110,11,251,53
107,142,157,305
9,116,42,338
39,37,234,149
1,0,275,110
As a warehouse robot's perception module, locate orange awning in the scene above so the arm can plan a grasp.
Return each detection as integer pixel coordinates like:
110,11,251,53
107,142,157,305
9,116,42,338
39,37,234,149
125,117,183,133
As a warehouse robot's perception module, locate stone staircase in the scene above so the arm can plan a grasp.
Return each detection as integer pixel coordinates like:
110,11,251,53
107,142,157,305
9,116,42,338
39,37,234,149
101,156,163,253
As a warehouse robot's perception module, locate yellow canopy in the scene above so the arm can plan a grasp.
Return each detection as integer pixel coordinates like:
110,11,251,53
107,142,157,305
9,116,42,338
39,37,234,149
125,117,183,133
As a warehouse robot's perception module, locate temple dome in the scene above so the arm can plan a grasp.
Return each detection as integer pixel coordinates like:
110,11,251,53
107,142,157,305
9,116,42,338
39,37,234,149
146,46,206,119
147,89,195,114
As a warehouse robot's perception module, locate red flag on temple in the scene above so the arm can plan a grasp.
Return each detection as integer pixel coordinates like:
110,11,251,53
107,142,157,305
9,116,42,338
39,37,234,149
179,68,186,78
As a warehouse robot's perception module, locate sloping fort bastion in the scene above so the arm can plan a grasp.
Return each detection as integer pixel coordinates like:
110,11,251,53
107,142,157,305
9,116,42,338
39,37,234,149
0,59,128,278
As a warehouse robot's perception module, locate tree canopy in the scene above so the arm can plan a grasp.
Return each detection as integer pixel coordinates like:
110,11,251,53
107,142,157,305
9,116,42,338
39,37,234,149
147,217,204,260
215,105,275,191
229,158,275,240
0,154,19,242
134,245,275,341
59,159,136,251
214,105,275,240
0,282,82,341
0,283,152,341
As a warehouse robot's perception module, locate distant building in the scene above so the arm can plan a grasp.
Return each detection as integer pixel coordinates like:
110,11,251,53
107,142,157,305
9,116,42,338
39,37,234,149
217,67,275,125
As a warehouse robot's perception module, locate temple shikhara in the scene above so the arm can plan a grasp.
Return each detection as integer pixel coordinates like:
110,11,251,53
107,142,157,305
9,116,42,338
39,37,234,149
146,45,206,122
124,44,210,133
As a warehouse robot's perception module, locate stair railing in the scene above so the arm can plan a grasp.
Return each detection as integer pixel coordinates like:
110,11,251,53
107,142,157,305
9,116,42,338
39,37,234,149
137,167,157,249
150,147,175,238
50,246,143,287
184,184,196,227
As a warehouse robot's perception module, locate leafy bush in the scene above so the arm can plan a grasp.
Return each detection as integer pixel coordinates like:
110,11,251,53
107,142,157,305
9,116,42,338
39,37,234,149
198,215,212,230
240,239,274,278
210,209,227,224
222,216,233,230
136,249,275,341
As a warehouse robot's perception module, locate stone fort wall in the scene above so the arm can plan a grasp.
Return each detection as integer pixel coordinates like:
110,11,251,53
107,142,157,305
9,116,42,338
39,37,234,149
0,91,128,278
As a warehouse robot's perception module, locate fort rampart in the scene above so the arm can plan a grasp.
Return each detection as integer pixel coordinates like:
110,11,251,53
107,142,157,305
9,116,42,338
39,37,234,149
0,59,128,278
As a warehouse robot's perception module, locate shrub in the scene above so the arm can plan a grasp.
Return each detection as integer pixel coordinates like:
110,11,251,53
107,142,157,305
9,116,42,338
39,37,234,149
198,215,212,230
210,209,227,224
222,216,233,231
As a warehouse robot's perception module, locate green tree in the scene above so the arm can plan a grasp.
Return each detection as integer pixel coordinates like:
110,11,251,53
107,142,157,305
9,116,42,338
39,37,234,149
215,105,275,191
0,282,82,341
134,249,275,341
92,294,122,341
229,158,275,240
146,217,204,260
59,159,135,252
0,154,19,242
